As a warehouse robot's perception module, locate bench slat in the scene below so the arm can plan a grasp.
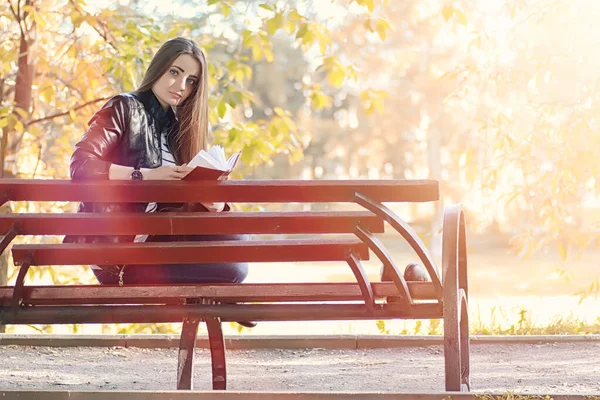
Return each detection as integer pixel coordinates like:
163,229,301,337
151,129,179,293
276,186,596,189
0,179,439,203
12,239,369,266
0,211,384,235
0,303,443,325
0,282,436,305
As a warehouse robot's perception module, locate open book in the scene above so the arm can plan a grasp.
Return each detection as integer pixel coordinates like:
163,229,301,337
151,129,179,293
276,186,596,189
183,145,241,180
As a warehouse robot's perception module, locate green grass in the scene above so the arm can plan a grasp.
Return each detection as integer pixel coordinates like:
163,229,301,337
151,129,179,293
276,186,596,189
375,306,600,336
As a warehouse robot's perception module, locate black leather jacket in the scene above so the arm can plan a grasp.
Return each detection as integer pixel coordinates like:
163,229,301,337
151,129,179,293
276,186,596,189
71,89,179,183
64,90,182,244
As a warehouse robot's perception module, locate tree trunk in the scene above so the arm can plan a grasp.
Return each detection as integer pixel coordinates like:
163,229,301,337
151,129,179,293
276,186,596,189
1,0,35,178
14,27,34,116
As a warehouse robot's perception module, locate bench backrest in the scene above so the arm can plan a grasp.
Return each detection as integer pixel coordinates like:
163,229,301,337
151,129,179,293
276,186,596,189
0,179,439,204
0,179,443,313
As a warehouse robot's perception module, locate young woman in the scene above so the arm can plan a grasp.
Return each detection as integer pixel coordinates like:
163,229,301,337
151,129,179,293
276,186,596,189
64,37,249,287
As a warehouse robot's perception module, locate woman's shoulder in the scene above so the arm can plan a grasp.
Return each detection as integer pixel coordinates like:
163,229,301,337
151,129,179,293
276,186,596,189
88,92,144,125
101,92,144,110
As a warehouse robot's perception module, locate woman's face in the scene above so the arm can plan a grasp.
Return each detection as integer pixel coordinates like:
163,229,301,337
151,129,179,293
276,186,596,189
152,54,200,109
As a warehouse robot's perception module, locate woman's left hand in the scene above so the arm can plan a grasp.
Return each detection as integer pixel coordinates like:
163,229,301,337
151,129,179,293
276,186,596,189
201,202,225,212
200,175,227,211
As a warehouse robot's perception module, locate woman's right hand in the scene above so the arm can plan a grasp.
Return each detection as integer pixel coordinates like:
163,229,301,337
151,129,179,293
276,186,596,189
142,165,192,180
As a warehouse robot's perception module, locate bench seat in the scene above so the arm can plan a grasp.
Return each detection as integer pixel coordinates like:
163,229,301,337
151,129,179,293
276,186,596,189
0,282,437,305
0,211,384,235
12,238,369,266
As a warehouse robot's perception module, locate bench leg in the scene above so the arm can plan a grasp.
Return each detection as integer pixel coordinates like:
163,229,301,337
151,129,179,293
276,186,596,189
12,254,32,312
442,205,470,391
206,317,227,390
177,317,200,390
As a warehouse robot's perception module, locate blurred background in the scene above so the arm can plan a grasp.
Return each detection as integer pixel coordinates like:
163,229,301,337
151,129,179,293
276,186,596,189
1,0,600,335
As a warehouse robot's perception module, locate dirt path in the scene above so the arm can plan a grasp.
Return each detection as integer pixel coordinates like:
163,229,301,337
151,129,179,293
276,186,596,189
1,342,599,393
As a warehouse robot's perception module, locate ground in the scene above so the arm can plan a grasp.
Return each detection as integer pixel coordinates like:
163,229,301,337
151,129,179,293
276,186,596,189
1,341,599,392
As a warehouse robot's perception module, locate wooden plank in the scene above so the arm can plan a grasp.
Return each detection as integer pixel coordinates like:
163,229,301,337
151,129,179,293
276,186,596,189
0,282,438,305
0,303,444,324
0,211,384,235
0,179,439,203
11,239,369,266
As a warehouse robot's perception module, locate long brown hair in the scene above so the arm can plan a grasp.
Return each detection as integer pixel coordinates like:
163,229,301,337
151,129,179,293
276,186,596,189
137,37,208,163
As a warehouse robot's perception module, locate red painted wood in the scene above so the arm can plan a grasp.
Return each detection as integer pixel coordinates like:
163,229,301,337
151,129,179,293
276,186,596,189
1,282,436,304
0,282,437,304
11,239,369,266
0,211,384,235
0,303,444,324
0,179,439,203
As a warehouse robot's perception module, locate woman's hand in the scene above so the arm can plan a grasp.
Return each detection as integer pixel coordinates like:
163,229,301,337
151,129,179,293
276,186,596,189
201,174,228,211
202,202,225,212
142,165,192,180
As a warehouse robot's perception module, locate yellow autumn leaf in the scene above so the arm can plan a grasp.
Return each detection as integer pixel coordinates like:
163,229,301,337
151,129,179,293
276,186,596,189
558,241,567,261
251,43,263,61
355,0,375,13
264,47,274,62
267,13,283,36
222,3,231,18
285,19,296,34
328,67,346,88
217,101,227,118
442,5,467,26
376,18,393,41
14,118,24,133
311,91,332,109
259,3,274,12
13,107,28,119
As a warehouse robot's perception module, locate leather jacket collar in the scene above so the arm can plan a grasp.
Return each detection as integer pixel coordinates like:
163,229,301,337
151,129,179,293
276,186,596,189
132,90,177,134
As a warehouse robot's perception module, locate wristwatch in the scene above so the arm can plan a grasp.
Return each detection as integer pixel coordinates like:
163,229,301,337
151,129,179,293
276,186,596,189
131,166,143,180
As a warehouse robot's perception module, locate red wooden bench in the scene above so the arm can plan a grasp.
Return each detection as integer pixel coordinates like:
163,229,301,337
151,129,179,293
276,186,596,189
0,179,469,391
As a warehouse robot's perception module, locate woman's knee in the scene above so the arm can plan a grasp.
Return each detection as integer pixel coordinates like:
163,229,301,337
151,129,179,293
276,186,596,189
92,267,119,285
216,262,248,283
167,262,249,284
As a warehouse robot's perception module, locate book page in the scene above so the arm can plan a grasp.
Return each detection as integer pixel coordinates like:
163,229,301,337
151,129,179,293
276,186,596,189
184,145,241,179
227,151,241,170
208,145,227,169
187,151,215,170
187,146,226,171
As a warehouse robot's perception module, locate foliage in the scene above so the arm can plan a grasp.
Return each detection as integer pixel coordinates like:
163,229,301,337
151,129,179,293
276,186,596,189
1,0,397,177
0,0,396,333
4,0,600,333
446,0,600,260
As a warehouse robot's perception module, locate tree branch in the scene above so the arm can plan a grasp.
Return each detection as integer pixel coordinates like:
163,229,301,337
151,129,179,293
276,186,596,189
25,97,111,127
7,0,25,38
68,0,120,53
29,141,43,179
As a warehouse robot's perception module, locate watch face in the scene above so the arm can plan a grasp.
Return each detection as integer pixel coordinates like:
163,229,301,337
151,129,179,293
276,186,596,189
131,170,143,180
